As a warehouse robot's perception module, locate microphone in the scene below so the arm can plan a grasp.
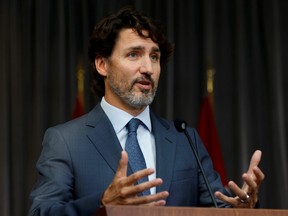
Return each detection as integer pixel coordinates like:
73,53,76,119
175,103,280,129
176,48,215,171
174,119,218,208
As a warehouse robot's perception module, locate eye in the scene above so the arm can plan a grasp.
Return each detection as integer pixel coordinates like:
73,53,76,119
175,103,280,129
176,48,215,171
150,54,160,62
127,52,139,59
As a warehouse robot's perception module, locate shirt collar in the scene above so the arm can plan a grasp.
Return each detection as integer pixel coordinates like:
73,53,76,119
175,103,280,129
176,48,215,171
100,97,152,134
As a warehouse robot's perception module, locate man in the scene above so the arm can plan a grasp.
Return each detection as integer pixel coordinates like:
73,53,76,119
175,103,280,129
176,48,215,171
29,6,264,215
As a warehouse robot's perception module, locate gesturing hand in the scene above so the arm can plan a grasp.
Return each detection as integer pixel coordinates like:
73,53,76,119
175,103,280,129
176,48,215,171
215,150,265,208
101,151,169,206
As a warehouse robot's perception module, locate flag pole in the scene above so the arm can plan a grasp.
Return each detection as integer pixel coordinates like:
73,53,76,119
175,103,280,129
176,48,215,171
206,61,215,108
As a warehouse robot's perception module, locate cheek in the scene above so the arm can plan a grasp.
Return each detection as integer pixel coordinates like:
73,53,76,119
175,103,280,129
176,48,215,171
117,61,137,73
153,66,161,79
120,67,140,81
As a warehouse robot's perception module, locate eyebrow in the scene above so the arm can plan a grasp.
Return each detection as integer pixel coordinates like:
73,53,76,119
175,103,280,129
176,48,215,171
127,46,160,53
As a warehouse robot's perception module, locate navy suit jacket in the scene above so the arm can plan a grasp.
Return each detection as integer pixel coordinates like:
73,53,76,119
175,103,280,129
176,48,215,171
29,104,230,215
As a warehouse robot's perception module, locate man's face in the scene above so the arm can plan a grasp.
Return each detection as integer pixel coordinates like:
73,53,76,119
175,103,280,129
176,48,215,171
100,28,161,113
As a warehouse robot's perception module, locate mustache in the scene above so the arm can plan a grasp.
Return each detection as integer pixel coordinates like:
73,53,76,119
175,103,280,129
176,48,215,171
132,76,155,87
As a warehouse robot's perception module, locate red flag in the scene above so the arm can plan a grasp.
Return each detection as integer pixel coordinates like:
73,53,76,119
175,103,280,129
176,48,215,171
197,96,228,185
72,92,85,118
72,59,85,118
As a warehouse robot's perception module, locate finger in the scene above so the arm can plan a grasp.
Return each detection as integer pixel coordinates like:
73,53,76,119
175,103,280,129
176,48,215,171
115,151,129,178
126,191,169,205
242,173,257,194
135,178,164,192
146,200,167,206
242,167,265,195
253,166,265,184
215,191,252,208
227,181,249,200
153,200,166,206
227,179,257,208
214,191,237,206
247,150,262,175
124,168,155,186
123,178,164,196
114,169,156,197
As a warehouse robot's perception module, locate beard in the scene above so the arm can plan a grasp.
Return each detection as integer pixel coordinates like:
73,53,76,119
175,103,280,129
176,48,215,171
108,72,158,109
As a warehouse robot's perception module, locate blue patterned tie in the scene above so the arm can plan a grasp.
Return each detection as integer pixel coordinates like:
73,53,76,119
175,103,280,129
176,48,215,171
125,118,150,196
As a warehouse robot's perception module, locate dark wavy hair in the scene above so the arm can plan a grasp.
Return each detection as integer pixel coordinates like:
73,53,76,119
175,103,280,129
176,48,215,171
88,6,174,97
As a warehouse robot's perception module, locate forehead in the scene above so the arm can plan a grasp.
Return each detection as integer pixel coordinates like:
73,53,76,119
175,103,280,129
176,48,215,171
114,28,159,51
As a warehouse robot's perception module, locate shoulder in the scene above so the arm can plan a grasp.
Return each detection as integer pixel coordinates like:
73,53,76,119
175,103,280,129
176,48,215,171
150,111,197,131
44,103,106,139
150,111,200,140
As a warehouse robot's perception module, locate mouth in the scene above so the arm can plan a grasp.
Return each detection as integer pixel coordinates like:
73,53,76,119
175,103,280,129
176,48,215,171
135,79,153,91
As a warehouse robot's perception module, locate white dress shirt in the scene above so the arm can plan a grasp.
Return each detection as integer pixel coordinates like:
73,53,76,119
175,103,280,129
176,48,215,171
100,97,156,194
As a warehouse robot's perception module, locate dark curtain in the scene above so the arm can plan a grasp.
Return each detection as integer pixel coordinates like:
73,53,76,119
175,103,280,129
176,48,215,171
1,0,287,215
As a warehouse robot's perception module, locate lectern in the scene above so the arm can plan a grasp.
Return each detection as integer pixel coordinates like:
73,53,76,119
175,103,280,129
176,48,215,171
95,205,288,216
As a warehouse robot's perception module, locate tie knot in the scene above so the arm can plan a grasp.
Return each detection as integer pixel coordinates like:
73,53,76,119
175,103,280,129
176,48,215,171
126,118,141,133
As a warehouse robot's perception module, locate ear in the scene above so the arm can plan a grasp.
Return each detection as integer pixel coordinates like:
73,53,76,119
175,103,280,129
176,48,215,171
95,56,108,77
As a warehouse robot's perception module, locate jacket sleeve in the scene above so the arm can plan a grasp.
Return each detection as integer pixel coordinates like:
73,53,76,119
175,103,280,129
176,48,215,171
188,128,232,208
29,127,102,216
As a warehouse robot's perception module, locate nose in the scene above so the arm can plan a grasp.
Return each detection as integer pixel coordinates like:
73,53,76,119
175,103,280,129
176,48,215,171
139,56,153,75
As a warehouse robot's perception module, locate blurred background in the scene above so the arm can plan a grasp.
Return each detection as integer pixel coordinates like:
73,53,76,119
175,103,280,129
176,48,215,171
1,0,288,215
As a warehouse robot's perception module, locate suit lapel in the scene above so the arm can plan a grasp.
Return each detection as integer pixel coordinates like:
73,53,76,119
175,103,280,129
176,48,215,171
85,104,133,175
151,112,177,193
